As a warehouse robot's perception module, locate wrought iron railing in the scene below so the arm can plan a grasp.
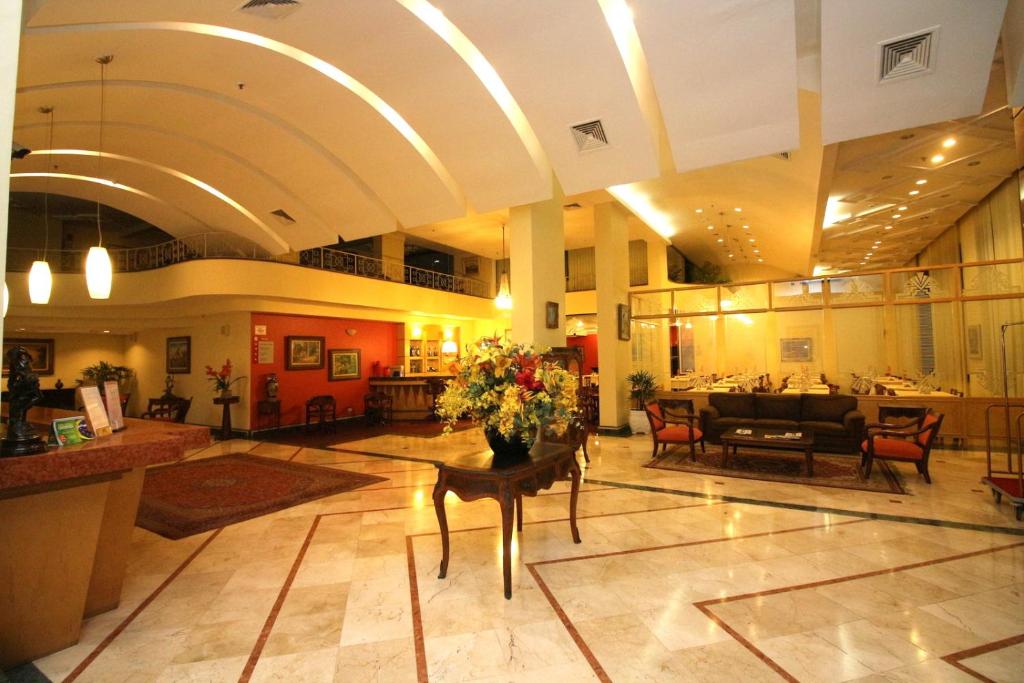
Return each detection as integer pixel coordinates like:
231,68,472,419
6,232,490,298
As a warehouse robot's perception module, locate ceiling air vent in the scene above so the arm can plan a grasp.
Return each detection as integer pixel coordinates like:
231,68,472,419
571,120,609,153
878,27,937,83
270,209,295,225
238,0,301,19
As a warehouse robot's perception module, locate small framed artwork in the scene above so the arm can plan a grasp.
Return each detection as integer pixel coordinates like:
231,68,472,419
328,348,361,381
967,324,983,359
2,338,54,376
166,336,191,374
286,336,325,370
545,301,559,329
617,304,631,341
780,337,814,363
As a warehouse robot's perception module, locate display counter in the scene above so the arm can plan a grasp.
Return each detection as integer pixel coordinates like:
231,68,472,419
369,376,452,420
0,407,210,668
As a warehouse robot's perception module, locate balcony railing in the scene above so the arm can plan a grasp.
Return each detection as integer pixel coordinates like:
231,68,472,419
6,232,490,298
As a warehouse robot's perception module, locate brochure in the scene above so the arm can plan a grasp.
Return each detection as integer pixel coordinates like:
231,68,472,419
52,416,95,446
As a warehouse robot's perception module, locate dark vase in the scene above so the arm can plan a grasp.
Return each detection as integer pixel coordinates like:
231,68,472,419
484,428,531,465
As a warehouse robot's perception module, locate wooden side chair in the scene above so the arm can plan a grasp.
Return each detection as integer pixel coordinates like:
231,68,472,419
305,395,337,432
861,412,944,483
141,396,192,423
363,391,393,426
644,399,704,461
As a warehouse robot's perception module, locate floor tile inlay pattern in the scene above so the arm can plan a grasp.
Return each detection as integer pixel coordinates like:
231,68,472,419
26,433,1024,682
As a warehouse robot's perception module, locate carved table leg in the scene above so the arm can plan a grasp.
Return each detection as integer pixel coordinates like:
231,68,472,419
433,476,450,579
500,484,515,599
515,493,523,532
569,457,582,544
805,446,814,477
722,441,729,469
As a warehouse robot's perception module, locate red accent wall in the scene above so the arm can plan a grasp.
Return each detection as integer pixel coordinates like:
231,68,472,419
250,313,401,428
566,334,599,374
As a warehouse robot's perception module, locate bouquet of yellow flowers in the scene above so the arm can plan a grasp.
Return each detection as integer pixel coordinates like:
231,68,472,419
437,338,579,448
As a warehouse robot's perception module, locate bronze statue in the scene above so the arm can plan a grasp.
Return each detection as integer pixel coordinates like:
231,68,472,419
2,346,47,457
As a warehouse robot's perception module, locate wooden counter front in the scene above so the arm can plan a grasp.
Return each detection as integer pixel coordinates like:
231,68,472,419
369,376,451,420
0,408,210,668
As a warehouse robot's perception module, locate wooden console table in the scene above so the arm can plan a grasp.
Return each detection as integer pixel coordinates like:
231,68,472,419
213,395,240,439
432,442,581,599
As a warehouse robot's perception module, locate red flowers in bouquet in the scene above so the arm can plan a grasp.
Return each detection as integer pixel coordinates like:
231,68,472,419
514,354,545,392
205,359,245,392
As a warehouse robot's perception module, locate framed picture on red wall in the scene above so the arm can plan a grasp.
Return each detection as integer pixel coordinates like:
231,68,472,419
285,336,325,370
328,349,361,381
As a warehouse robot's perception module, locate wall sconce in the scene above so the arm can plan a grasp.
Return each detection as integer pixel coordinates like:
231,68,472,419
441,340,457,354
411,324,423,339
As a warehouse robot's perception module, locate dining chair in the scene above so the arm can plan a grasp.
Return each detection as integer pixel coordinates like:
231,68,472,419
861,412,943,483
644,400,704,460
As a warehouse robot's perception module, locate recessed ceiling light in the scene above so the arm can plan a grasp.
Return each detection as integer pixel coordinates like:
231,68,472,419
915,179,927,185
860,261,866,265
748,238,755,243
908,190,919,196
898,205,908,211
734,207,742,212
717,238,724,243
728,254,734,258
103,329,110,334
707,225,714,230
742,224,749,229
892,213,902,219
695,208,703,213
942,137,956,148
931,154,944,164
884,225,893,230
753,249,760,254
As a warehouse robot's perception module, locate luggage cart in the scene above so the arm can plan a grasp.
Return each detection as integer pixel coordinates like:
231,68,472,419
981,322,1024,521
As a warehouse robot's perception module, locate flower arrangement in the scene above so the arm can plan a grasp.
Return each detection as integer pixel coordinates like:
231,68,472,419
437,338,579,447
205,359,246,395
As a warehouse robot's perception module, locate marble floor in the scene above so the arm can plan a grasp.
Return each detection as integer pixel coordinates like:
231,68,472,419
29,429,1024,683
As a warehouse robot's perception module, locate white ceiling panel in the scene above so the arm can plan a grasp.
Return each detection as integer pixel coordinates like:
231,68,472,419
821,0,1007,145
441,0,659,196
633,0,800,172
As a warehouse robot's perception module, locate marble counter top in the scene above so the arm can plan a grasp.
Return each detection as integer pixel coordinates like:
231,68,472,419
0,407,210,495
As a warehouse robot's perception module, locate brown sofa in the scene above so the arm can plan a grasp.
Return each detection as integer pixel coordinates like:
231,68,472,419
699,393,865,453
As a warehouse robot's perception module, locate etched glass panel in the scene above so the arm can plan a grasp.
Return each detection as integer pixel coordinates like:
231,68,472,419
828,275,884,304
673,286,719,315
893,268,955,301
721,283,769,311
772,279,824,308
961,263,1024,296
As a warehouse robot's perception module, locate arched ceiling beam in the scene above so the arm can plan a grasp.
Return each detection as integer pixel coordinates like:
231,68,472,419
18,79,393,234
24,148,289,252
23,20,466,211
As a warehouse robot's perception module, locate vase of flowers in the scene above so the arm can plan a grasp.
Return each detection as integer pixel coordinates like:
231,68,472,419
437,338,579,463
205,360,245,398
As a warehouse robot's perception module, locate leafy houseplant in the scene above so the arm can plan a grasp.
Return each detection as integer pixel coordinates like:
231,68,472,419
436,338,579,460
625,369,658,434
205,359,246,398
78,361,134,394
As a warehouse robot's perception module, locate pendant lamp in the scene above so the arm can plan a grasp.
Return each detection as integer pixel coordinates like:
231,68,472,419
494,223,513,310
29,106,55,304
86,55,114,300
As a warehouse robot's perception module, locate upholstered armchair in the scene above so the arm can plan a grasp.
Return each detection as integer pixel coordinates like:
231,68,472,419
644,400,704,460
861,412,943,483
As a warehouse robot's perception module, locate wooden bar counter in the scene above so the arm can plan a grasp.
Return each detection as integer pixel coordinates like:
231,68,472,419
0,408,210,668
369,376,451,420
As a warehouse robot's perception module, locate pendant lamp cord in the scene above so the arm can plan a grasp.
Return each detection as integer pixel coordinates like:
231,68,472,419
501,223,507,281
42,107,53,261
95,58,107,248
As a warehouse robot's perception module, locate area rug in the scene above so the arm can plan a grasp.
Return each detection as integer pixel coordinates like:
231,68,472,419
644,447,907,495
136,453,387,539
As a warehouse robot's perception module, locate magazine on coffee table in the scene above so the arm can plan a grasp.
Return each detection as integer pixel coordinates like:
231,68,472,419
763,432,803,440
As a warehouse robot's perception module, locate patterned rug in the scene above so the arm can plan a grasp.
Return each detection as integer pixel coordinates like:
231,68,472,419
644,446,907,495
136,453,386,539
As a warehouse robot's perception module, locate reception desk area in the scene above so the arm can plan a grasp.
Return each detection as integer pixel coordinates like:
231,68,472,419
0,409,209,668
368,376,451,420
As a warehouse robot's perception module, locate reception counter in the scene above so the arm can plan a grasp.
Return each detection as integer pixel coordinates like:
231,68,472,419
369,376,451,420
0,408,210,668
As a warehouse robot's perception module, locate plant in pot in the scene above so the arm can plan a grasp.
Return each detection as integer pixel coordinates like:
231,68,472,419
436,337,579,463
625,369,657,434
205,359,246,398
78,361,134,395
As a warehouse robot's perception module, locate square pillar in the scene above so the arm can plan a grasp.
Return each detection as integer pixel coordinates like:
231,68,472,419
0,1,23,342
595,203,631,430
509,185,565,349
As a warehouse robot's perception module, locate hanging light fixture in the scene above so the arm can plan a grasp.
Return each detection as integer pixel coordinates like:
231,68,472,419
86,55,114,300
29,106,56,304
494,222,513,310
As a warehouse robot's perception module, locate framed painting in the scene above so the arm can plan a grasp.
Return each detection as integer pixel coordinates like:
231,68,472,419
328,348,361,381
545,301,559,329
166,336,191,374
617,303,631,341
286,336,325,370
780,337,813,363
2,338,54,376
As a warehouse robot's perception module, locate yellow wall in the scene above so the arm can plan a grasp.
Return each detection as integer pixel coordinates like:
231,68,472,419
3,332,127,391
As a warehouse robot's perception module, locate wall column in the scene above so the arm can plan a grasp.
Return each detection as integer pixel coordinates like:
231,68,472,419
508,184,565,349
595,203,631,430
0,2,22,343
379,231,405,282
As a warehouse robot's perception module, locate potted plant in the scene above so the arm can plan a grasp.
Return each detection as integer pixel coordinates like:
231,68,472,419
205,359,246,398
625,369,657,434
436,338,579,462
78,361,134,395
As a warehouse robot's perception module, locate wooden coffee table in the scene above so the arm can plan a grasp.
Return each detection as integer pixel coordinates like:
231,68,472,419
432,442,581,599
720,428,816,476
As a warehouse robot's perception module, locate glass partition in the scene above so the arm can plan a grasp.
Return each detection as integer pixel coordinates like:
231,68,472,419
892,267,957,301
674,286,718,315
723,313,767,375
772,279,823,308
963,298,1024,396
894,301,961,392
833,307,887,392
721,283,769,311
774,309,825,382
675,316,717,375
828,274,884,305
962,262,1024,297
